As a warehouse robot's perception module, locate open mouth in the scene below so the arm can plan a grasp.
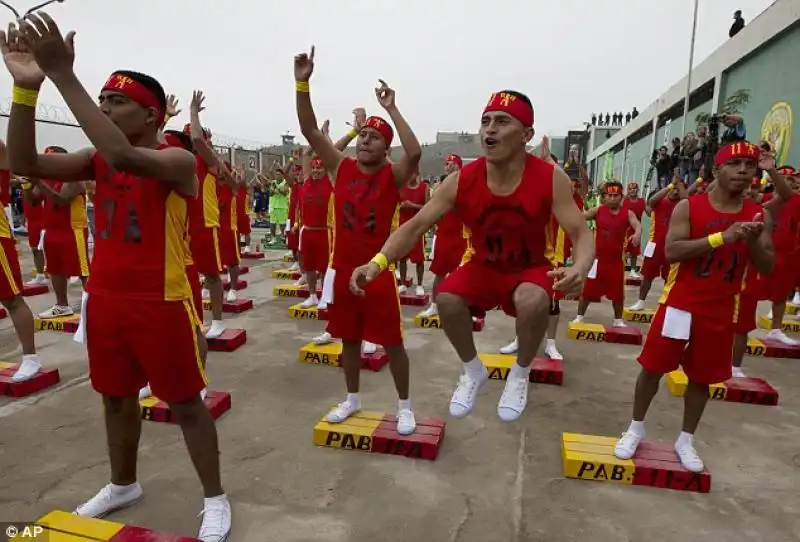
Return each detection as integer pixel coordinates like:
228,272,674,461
485,137,498,149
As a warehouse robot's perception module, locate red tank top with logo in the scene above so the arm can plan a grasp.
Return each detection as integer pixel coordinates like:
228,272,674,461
331,158,398,269
42,179,87,231
594,205,630,259
453,154,553,273
399,182,427,224
660,193,762,319
301,177,333,228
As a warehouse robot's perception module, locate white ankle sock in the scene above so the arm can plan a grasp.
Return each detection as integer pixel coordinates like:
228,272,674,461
464,357,485,380
629,420,645,436
398,398,411,411
676,431,693,448
509,362,529,380
22,353,40,363
110,483,137,495
545,339,556,349
204,493,228,505
346,393,360,407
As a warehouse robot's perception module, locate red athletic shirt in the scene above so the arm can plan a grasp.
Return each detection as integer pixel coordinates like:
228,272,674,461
659,193,762,320
89,150,192,301
453,154,553,273
594,205,630,259
41,179,87,231
187,155,209,233
741,202,765,297
648,197,678,244
300,177,333,228
23,193,44,227
623,197,646,221
399,182,427,224
288,181,301,224
0,169,10,207
548,191,585,266
217,182,236,232
236,186,248,218
331,158,398,269
769,193,800,254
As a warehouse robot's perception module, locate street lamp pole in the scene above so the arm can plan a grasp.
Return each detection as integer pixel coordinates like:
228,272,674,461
681,0,700,137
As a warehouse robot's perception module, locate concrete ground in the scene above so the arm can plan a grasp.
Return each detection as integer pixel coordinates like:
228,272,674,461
1,246,799,542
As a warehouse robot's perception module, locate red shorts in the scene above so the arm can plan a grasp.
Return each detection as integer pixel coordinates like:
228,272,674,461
768,255,794,302
86,293,206,402
237,213,251,235
581,256,624,302
44,228,90,277
219,227,241,267
28,224,42,249
641,250,671,281
326,267,403,347
0,236,23,299
437,260,553,318
400,235,425,264
624,233,640,257
190,227,222,276
638,303,733,384
186,263,203,321
300,228,330,272
287,228,299,251
734,292,759,335
430,234,467,277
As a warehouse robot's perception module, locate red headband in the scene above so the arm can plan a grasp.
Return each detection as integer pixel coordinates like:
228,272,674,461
310,158,324,169
364,116,394,146
778,165,796,176
604,184,623,195
714,141,760,167
483,91,534,127
102,73,164,127
446,154,463,168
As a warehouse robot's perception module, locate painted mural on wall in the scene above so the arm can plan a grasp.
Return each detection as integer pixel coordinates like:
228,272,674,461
761,101,793,166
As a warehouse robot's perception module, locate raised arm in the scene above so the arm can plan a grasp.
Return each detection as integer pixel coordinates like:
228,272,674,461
294,47,346,179
372,80,422,187
189,90,224,180
552,167,594,277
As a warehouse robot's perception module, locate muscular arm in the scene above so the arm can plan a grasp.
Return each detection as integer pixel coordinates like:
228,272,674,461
552,168,594,276
581,207,599,221
664,200,715,263
36,180,85,206
627,210,642,241
748,211,774,274
388,105,422,188
333,130,356,152
296,90,345,180
378,171,458,263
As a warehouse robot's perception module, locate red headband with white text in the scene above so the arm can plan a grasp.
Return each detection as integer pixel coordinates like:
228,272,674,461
364,116,394,146
102,73,164,127
483,91,534,127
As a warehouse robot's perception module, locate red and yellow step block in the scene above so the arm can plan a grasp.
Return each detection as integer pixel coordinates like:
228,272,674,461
744,336,800,358
479,354,564,385
202,298,253,314
313,410,445,461
222,279,247,291
567,321,643,345
0,361,60,397
241,250,265,260
413,313,484,331
34,510,200,540
562,433,710,493
272,268,302,280
273,284,321,299
288,303,329,320
283,253,295,263
665,370,778,406
22,283,49,297
34,314,80,333
207,329,247,352
139,390,232,423
622,308,655,324
298,342,388,372
758,314,800,334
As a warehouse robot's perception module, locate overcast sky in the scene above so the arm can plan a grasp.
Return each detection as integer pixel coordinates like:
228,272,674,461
0,0,775,147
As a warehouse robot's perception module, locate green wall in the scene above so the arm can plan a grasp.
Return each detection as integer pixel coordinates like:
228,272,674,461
720,23,800,167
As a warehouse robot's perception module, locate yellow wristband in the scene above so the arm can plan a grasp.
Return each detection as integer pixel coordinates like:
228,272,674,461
707,232,724,248
370,253,389,272
295,80,310,93
347,128,359,138
12,85,39,108
667,183,675,190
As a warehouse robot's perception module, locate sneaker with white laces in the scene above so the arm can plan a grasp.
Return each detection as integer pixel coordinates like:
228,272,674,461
25,274,47,286
294,276,308,287
414,285,425,297
38,305,74,319
288,261,300,272
317,301,329,311
449,370,489,419
614,431,643,460
312,331,333,345
766,328,800,346
627,300,646,311
497,375,529,422
500,338,518,355
398,284,407,295
612,319,627,328
362,341,378,355
138,385,152,400
418,303,438,318
629,270,641,280
69,276,81,285
571,315,584,324
201,288,210,300
197,495,232,542
74,483,143,518
205,320,226,339
396,409,416,435
675,439,705,473
793,291,800,305
326,401,361,423
225,289,237,302
200,388,208,401
11,355,41,382
731,366,746,378
299,295,319,309
544,342,563,360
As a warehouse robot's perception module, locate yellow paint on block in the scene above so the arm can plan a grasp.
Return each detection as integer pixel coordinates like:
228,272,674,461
665,370,726,399
0,360,17,370
298,342,342,367
283,254,295,263
414,313,443,329
272,269,296,279
36,510,124,540
479,353,514,380
139,396,160,409
567,321,606,341
34,315,80,332
787,303,798,315
273,284,303,298
758,314,800,334
622,308,655,324
561,433,635,485
313,411,383,451
289,304,319,320
746,338,766,357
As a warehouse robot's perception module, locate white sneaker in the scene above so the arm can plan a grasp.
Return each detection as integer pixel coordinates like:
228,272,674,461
38,305,74,319
398,285,407,294
69,276,81,285
614,431,643,460
138,385,152,400
326,401,361,423
317,301,329,311
612,319,627,328
731,366,746,378
294,276,308,287
197,495,232,542
299,295,319,309
201,288,210,300
793,292,800,305
675,439,704,473
571,315,584,324
74,483,143,518
629,270,641,279
25,275,47,286
396,409,416,435
419,303,438,318
10,356,41,382
544,342,563,360
200,388,208,401
312,331,333,345
288,261,300,272
414,285,425,297
205,320,226,340
394,269,401,280
627,300,646,311
500,338,518,355
449,370,489,419
766,329,800,346
497,374,529,422
362,341,378,355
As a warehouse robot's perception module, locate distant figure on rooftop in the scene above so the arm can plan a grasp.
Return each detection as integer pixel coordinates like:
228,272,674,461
730,10,745,38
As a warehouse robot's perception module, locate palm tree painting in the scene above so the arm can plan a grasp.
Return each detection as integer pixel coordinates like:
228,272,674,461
695,88,751,126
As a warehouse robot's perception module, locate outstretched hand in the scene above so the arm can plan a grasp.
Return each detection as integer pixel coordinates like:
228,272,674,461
191,90,205,114
294,45,315,82
375,79,395,109
166,94,182,117
349,262,382,296
15,12,74,81
548,266,584,296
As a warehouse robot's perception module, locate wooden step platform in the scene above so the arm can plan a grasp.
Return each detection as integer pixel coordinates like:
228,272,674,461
413,313,484,331
140,390,232,423
35,510,200,540
0,361,60,397
202,298,253,314
665,370,778,405
34,314,80,333
207,329,247,352
272,268,302,280
480,354,564,385
758,314,800,334
298,342,388,371
622,308,655,324
567,321,643,345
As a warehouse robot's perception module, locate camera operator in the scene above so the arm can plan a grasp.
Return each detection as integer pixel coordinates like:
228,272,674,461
654,146,673,189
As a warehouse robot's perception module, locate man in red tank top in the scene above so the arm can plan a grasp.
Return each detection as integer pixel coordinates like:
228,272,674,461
217,161,244,304
352,90,595,423
614,142,773,474
296,155,333,309
4,21,231,537
418,154,469,319
627,181,686,311
622,182,646,279
295,47,422,435
20,175,47,285
397,171,429,296
574,181,641,326
236,179,252,251
0,140,41,383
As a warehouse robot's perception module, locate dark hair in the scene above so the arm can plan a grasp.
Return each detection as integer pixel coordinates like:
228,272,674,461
605,181,623,191
498,89,533,110
549,153,559,163
111,70,167,110
164,130,194,152
44,145,67,153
